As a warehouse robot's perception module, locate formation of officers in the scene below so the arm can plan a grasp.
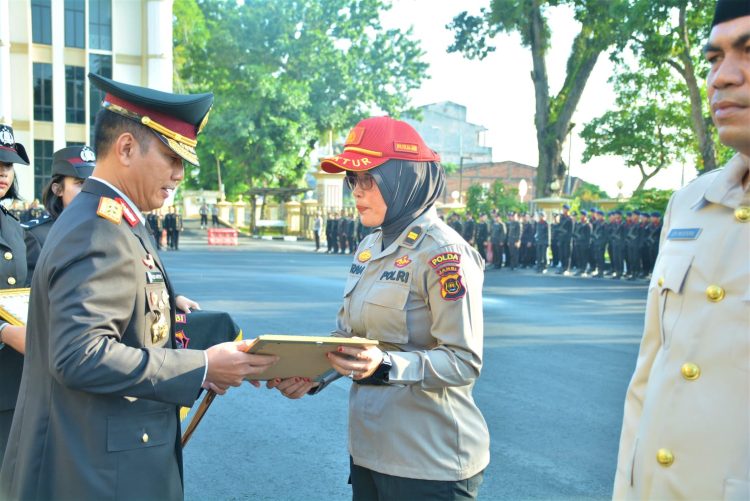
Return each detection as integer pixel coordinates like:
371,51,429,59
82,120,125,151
323,211,372,254
145,206,184,250
444,204,663,280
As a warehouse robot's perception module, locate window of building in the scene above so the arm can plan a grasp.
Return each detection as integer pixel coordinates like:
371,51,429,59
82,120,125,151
34,140,54,201
89,54,112,144
65,0,85,48
65,65,85,124
33,63,53,122
31,0,52,44
89,0,112,50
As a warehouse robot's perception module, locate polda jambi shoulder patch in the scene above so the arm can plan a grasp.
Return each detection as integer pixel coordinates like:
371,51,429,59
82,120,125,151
429,251,466,301
439,272,466,301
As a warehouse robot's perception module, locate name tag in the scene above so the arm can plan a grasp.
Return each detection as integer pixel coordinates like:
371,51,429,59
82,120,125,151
146,270,165,283
667,228,701,240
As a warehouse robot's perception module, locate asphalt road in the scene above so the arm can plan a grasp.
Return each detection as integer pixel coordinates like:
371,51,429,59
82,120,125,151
162,238,647,500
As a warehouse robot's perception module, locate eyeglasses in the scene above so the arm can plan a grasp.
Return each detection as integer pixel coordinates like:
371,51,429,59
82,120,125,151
345,172,375,191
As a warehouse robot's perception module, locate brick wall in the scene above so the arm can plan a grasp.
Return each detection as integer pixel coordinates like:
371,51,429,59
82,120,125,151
444,161,537,200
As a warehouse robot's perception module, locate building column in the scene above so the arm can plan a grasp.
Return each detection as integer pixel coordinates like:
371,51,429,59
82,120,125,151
0,0,10,123
145,0,173,92
51,0,66,150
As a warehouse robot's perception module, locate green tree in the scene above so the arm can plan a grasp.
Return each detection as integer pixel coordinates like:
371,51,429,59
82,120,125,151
449,0,636,198
620,188,673,213
465,180,524,216
580,66,694,192
622,0,727,172
174,0,427,200
572,180,609,208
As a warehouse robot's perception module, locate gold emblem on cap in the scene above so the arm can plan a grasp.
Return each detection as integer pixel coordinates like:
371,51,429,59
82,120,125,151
357,249,372,263
96,197,123,225
198,107,211,135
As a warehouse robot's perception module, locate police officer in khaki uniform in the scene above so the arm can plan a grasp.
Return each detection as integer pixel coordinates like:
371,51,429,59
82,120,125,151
613,2,750,498
0,74,277,500
270,117,489,500
0,124,29,465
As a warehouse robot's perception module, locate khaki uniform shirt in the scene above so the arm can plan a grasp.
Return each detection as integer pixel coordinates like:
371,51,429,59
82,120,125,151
613,154,750,500
336,207,490,481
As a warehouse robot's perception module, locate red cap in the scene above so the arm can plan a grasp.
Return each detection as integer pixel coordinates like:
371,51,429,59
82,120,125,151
320,116,440,173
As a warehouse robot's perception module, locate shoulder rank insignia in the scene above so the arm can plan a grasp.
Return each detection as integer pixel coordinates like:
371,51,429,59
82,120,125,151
97,196,122,225
402,226,423,248
357,249,372,263
115,197,139,227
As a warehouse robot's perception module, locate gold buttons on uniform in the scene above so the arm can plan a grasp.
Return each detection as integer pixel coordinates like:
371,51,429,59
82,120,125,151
141,433,149,443
734,206,750,222
657,277,664,287
6,277,15,285
3,252,12,260
656,449,674,466
705,285,725,302
681,363,701,380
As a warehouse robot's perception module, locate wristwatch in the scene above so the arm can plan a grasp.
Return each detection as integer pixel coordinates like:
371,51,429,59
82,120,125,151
0,322,9,349
356,351,393,386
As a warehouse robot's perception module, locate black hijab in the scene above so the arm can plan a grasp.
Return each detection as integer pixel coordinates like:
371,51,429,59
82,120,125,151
369,159,445,249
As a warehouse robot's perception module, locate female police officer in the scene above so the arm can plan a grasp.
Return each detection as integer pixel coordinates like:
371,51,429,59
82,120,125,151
23,145,96,277
0,124,30,463
270,117,489,500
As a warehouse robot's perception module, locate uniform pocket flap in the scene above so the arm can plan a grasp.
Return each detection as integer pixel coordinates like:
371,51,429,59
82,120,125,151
365,282,409,310
107,409,170,452
655,254,693,294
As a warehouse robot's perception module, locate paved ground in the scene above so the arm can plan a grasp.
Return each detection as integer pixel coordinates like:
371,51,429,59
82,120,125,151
162,228,647,500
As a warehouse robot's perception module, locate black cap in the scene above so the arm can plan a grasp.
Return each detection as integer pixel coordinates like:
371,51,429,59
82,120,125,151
712,0,750,27
0,124,30,165
89,73,213,166
52,146,96,178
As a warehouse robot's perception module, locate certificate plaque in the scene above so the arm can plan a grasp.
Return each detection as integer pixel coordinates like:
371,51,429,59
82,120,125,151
0,288,30,326
245,335,378,381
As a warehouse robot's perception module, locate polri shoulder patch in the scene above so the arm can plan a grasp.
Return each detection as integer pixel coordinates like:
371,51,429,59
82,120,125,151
402,226,424,248
97,196,122,225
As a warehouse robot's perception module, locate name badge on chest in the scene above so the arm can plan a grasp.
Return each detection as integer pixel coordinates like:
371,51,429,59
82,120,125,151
146,270,165,283
667,228,701,240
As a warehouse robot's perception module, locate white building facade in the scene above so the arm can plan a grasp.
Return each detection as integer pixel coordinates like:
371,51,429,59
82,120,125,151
0,0,173,201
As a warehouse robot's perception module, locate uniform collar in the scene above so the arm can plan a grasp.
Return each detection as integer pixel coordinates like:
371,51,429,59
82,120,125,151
369,206,438,259
693,153,750,210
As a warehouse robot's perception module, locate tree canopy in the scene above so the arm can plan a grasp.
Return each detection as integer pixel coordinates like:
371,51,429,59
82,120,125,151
449,0,637,198
173,0,428,200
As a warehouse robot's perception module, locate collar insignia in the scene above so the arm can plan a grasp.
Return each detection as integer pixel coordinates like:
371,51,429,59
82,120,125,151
394,255,411,268
357,249,372,263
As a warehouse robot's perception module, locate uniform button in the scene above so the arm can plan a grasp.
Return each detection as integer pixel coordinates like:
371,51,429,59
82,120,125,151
681,363,700,380
6,277,15,285
3,252,12,260
142,433,149,443
705,285,725,302
656,448,674,466
735,206,750,222
657,277,664,287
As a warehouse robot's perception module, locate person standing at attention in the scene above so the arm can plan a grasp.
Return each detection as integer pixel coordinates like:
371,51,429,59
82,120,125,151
613,1,750,498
